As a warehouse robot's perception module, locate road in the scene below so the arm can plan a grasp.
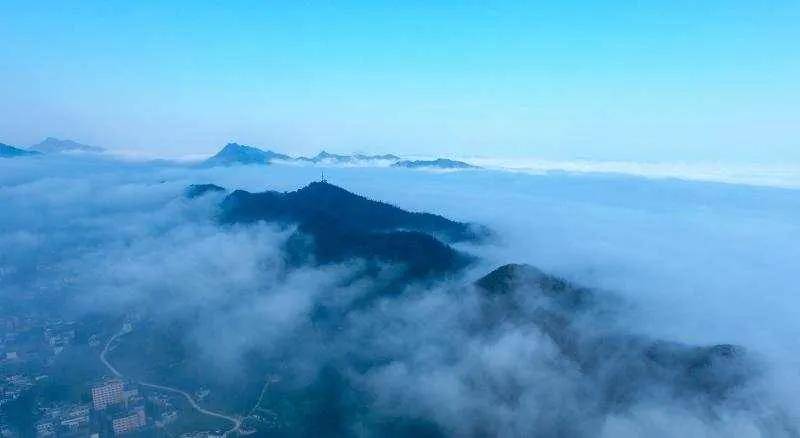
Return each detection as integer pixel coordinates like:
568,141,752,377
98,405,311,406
246,380,271,417
100,326,242,437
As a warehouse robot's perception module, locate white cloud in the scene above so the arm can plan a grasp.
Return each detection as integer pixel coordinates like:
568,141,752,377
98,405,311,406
1,154,798,435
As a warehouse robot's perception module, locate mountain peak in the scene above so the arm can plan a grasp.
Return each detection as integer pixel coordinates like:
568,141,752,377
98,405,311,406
475,263,591,310
204,142,291,166
298,180,344,193
222,142,246,150
220,182,479,278
31,137,104,153
185,183,226,198
312,151,353,162
475,264,546,294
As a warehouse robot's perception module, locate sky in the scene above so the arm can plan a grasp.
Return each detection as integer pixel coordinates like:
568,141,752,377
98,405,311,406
1,1,799,162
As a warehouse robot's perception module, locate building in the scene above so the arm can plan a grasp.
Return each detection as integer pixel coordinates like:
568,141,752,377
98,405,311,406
44,324,76,347
5,374,31,387
60,404,90,432
34,420,56,437
111,405,146,435
91,379,124,410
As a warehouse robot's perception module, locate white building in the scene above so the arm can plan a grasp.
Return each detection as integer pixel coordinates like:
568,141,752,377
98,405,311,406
60,404,90,431
111,405,146,435
91,379,124,410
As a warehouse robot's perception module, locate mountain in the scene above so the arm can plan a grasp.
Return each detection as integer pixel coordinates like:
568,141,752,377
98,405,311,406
203,143,291,166
30,137,104,153
221,181,484,242
125,184,758,435
392,158,479,169
0,143,40,158
309,151,355,164
184,183,226,198
474,263,752,407
219,181,485,277
296,151,401,164
203,145,480,169
354,153,400,161
475,263,592,310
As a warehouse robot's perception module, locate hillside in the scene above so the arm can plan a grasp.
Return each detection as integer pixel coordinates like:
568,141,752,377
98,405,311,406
218,181,483,277
203,143,291,166
0,143,40,158
30,137,104,153
474,264,752,408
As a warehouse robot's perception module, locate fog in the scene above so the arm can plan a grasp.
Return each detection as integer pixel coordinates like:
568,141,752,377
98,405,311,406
1,154,799,436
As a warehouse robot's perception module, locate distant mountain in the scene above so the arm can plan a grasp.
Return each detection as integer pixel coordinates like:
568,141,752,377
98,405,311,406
202,144,485,169
203,143,291,166
184,183,226,198
296,151,401,164
354,153,401,161
219,181,485,277
308,151,355,164
0,143,40,158
392,158,479,169
30,137,104,153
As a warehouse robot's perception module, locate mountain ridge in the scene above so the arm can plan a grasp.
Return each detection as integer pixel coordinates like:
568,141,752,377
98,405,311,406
202,142,291,166
201,142,476,169
474,263,752,407
30,137,105,153
0,142,40,158
217,181,484,278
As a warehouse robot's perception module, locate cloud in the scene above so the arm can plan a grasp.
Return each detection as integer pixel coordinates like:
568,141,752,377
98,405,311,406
1,155,798,436
467,157,800,190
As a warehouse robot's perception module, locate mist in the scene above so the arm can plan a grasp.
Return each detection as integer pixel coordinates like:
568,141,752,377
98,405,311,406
1,154,798,437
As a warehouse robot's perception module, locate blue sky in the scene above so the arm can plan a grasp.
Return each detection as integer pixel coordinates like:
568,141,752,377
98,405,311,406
1,1,798,161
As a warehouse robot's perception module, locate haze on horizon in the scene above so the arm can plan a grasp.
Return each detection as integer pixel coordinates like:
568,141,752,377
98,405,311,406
1,1,798,162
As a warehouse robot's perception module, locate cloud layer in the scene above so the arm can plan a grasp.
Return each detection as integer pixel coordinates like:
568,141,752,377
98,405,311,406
1,154,799,436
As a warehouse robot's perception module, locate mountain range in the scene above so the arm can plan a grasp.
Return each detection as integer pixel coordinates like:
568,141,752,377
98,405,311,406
213,181,751,393
1,138,105,158
201,142,476,169
296,150,401,164
165,181,756,434
1,138,479,169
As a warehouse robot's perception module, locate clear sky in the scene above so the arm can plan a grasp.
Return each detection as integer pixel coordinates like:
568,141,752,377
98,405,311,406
1,1,798,161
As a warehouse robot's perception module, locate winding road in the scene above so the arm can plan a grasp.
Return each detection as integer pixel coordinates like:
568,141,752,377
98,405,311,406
100,326,242,437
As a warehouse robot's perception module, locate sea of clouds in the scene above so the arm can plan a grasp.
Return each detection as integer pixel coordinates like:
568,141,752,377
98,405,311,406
1,153,799,437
